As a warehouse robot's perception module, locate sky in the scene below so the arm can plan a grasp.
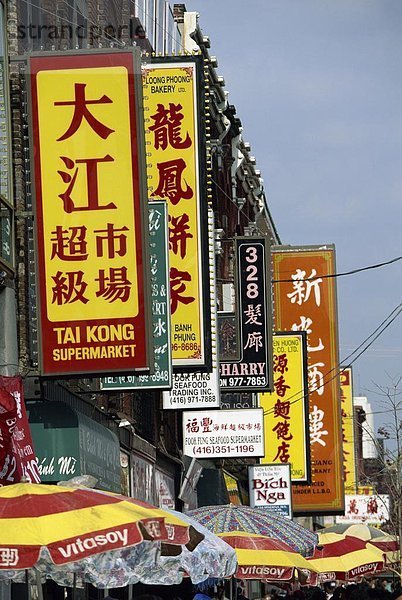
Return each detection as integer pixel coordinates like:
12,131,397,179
185,0,402,431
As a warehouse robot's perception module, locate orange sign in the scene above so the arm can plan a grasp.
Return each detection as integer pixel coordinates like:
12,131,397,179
272,246,344,514
30,51,151,376
340,367,357,494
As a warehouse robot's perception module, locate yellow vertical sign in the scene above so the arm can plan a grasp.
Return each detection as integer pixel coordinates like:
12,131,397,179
142,61,205,367
260,333,310,483
340,367,357,494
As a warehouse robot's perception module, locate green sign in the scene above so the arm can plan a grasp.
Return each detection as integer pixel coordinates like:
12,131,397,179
28,401,121,492
101,202,172,390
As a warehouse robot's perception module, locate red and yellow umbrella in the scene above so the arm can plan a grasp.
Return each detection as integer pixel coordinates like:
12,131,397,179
0,483,201,570
320,524,399,568
306,532,385,582
217,531,318,582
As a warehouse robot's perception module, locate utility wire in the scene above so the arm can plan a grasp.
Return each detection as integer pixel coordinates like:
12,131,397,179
272,256,402,283
262,300,402,417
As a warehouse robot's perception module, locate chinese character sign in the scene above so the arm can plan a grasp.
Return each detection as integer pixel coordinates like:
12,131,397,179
183,409,264,458
101,202,172,390
219,238,273,392
30,51,151,376
272,246,344,514
336,494,390,524
142,58,211,368
260,333,310,483
0,376,41,485
340,367,357,494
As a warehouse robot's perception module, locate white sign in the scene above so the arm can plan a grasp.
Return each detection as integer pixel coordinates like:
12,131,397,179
249,464,292,518
163,371,220,409
163,208,220,409
155,469,175,510
336,494,390,524
183,409,264,458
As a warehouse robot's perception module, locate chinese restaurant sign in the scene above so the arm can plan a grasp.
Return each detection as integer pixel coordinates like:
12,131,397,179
249,464,292,518
272,245,344,514
0,376,41,485
101,202,172,390
340,367,357,494
260,332,310,483
219,237,273,392
163,208,220,408
142,57,211,369
30,51,151,376
183,408,264,459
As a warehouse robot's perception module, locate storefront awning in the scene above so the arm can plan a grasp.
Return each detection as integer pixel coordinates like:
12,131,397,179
27,401,121,492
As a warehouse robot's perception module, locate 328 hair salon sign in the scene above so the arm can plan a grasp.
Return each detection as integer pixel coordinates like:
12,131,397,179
0,376,41,485
219,238,273,392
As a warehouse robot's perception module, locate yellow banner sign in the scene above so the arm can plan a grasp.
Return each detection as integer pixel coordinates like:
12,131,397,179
340,367,357,494
30,52,150,376
142,59,208,367
260,333,310,482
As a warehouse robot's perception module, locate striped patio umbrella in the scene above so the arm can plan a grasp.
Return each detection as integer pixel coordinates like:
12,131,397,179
217,531,318,582
306,531,385,582
186,504,318,557
320,523,399,566
0,482,208,587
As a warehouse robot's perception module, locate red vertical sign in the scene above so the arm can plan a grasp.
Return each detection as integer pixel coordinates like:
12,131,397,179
0,376,41,485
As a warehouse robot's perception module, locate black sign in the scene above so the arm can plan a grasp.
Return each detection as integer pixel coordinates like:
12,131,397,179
219,238,273,392
220,393,255,409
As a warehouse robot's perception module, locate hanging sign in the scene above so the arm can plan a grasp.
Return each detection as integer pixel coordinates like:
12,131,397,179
272,245,344,514
249,464,292,518
163,208,219,408
142,57,211,369
260,332,310,483
0,376,41,485
340,367,357,494
30,50,152,376
183,408,264,458
101,202,172,390
219,237,273,392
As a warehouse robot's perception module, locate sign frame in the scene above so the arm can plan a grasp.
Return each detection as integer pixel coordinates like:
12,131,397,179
260,331,311,484
248,464,293,518
183,408,265,459
100,201,172,390
272,244,344,515
219,237,273,392
29,48,153,377
142,55,211,371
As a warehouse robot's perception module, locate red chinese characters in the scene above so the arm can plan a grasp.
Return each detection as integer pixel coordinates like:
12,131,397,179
149,100,195,315
271,354,294,463
52,84,131,305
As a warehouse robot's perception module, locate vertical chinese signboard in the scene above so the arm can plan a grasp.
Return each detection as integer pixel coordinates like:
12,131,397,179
272,245,344,514
260,332,310,483
29,51,151,376
142,57,211,370
219,237,273,392
100,202,172,390
340,367,357,494
163,208,220,408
